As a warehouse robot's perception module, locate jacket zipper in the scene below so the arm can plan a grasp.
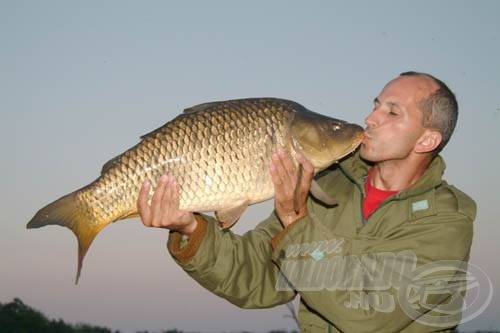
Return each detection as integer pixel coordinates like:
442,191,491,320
340,165,405,225
359,178,367,225
339,164,368,225
341,163,441,225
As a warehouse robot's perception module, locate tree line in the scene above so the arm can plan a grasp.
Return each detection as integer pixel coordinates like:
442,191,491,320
0,298,298,333
0,298,496,333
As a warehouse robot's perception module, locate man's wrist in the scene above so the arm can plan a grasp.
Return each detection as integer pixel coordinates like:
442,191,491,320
168,214,208,264
279,209,308,228
178,216,198,236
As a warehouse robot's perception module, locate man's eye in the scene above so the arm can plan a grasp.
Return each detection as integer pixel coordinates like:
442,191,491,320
388,107,399,116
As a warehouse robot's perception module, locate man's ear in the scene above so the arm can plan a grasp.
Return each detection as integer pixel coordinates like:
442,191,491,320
415,129,442,153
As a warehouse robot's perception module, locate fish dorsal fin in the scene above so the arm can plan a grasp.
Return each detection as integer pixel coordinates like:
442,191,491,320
183,101,220,114
216,199,250,229
101,154,121,174
310,180,337,206
139,101,220,141
140,125,164,140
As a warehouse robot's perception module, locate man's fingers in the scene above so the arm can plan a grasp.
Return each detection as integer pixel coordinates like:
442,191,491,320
269,148,314,227
161,174,177,220
138,181,151,226
296,150,314,175
277,149,297,182
275,150,295,187
138,173,196,232
270,153,284,185
171,176,180,207
169,178,192,225
150,174,168,226
161,174,173,211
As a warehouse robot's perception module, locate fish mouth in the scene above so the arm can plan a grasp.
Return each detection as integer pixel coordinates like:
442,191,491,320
362,131,373,143
336,130,365,161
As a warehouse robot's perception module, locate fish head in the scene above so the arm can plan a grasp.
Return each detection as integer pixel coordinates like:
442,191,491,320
291,110,365,170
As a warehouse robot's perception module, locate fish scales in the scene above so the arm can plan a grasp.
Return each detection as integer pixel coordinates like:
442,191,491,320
78,99,294,228
27,97,364,283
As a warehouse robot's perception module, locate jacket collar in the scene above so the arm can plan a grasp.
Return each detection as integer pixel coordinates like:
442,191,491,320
339,151,446,199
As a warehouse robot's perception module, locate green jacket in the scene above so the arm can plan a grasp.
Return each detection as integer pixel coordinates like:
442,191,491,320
167,154,476,333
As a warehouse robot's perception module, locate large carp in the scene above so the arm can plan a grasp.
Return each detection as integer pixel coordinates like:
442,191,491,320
27,98,364,283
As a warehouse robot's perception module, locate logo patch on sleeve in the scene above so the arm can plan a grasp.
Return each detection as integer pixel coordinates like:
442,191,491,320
412,199,429,212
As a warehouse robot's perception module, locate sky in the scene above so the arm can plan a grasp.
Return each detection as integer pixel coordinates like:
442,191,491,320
1,1,499,332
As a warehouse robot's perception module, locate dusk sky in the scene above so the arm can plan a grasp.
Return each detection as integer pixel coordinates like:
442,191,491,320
1,1,499,332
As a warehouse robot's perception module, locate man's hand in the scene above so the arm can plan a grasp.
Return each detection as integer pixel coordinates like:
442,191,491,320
137,174,198,236
270,149,314,227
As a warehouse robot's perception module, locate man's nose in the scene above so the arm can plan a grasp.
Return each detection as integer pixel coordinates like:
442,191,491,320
364,110,377,128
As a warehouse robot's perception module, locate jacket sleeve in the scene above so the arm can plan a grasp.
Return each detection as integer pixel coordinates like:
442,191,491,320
270,199,474,332
167,213,297,309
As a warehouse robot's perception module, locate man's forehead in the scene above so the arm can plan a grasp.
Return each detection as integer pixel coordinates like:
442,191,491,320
378,75,439,103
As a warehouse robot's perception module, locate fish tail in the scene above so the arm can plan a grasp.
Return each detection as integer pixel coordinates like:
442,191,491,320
26,190,106,284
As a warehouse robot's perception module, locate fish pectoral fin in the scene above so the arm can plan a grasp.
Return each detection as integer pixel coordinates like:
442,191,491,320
293,164,304,214
310,180,338,206
216,200,250,230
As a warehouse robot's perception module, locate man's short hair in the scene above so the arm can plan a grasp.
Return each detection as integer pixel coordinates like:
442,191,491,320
400,71,458,153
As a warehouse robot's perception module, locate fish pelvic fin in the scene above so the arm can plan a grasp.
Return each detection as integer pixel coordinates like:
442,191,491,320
310,180,338,206
26,191,107,284
216,199,250,229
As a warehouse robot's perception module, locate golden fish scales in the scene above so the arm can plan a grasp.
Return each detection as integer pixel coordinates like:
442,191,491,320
78,99,293,228
27,97,365,283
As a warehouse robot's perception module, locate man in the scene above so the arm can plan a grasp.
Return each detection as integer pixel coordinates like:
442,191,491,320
138,72,475,332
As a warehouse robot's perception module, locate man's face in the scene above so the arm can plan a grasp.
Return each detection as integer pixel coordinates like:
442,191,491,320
360,75,438,163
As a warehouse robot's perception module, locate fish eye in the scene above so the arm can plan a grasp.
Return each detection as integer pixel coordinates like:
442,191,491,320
332,124,341,131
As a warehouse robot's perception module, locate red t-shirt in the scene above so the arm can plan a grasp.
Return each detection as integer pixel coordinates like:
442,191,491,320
362,168,398,220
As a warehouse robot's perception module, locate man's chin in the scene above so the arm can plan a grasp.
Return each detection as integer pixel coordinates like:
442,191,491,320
359,146,377,162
